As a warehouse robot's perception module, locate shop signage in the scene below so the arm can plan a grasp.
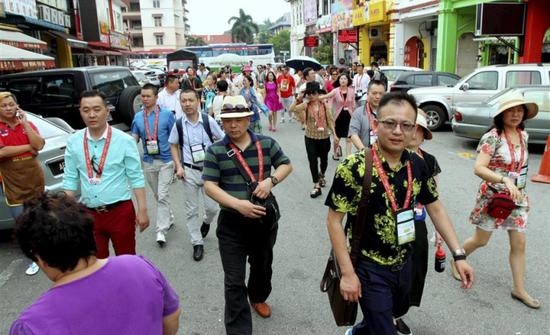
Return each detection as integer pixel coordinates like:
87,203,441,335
304,36,319,47
0,40,47,50
331,0,354,31
4,0,37,19
315,15,332,34
368,0,386,24
110,31,130,50
0,59,55,71
304,0,317,26
352,4,369,26
338,29,358,43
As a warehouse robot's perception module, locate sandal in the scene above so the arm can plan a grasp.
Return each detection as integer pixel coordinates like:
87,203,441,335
511,292,541,309
310,186,322,198
319,175,326,188
332,154,340,161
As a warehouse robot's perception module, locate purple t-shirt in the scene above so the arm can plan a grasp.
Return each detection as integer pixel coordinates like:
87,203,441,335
10,255,180,335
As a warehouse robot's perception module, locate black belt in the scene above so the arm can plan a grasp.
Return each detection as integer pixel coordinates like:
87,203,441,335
183,162,203,171
88,200,129,213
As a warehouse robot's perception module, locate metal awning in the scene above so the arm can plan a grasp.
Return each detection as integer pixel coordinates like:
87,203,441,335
0,43,55,71
44,30,88,49
0,29,47,50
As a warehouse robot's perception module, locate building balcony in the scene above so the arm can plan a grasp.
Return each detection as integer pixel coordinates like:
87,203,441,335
129,28,143,35
123,11,141,19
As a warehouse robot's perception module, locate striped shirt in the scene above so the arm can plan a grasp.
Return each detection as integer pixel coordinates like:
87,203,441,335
202,131,290,207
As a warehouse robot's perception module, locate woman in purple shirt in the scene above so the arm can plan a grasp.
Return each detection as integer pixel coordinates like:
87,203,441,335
10,192,181,335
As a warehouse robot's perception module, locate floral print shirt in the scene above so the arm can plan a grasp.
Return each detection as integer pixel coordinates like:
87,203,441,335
325,146,439,265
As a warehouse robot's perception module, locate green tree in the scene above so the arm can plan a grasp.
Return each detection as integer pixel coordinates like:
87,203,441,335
186,36,206,46
228,9,259,44
313,34,333,64
257,31,270,44
269,30,290,60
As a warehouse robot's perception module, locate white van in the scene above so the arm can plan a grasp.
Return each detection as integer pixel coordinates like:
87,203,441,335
408,63,550,130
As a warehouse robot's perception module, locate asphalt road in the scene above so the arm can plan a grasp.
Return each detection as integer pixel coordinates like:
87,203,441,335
1,121,549,335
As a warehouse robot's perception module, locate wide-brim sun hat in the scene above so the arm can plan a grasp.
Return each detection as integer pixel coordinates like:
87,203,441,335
494,92,538,120
415,109,432,140
220,95,254,119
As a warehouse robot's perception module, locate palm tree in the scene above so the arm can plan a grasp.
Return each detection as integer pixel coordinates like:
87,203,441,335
228,9,259,44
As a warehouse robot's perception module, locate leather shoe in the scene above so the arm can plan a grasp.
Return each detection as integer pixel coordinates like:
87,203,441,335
250,302,271,318
193,245,204,261
200,222,210,238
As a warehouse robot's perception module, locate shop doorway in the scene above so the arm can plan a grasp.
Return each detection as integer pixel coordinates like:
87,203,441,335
542,28,550,62
370,42,387,65
456,32,478,76
404,37,425,69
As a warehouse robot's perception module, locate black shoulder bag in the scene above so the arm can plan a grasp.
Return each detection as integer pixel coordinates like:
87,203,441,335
320,149,374,326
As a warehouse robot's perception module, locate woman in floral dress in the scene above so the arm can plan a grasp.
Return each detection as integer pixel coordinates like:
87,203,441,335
451,92,540,309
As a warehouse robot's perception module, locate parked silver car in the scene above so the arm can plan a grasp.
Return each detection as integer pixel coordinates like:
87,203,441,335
451,86,550,144
0,113,71,230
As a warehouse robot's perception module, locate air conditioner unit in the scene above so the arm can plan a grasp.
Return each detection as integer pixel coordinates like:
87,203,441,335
369,27,381,39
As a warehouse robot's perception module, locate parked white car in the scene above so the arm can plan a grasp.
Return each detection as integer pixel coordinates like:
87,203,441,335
409,63,550,130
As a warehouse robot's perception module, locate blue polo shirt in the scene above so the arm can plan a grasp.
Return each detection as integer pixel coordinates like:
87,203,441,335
131,106,176,163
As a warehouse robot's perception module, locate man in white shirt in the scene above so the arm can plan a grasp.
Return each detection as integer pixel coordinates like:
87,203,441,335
157,75,183,119
352,63,370,101
196,63,209,82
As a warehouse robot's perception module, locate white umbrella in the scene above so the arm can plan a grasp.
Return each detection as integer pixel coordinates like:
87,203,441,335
211,53,244,66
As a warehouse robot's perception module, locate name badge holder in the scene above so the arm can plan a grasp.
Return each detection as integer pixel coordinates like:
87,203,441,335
143,106,160,156
395,208,416,246
146,140,159,155
504,128,526,189
514,165,528,189
190,143,205,164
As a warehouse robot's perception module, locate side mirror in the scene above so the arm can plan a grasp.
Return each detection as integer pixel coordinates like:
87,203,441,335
459,83,470,91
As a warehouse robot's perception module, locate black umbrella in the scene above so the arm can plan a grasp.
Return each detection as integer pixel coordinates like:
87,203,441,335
285,56,323,72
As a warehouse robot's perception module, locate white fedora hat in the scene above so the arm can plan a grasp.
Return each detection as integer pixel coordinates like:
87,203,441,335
415,109,432,140
220,96,254,119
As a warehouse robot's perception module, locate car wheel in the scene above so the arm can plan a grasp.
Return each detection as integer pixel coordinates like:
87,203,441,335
423,104,446,131
118,86,142,126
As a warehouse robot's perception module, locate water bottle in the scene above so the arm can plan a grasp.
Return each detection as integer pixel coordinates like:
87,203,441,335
435,244,446,273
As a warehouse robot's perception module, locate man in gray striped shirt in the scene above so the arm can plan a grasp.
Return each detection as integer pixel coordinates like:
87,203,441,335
203,95,292,335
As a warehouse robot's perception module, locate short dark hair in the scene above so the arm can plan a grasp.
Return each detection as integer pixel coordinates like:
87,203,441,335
141,83,158,96
166,74,178,84
368,79,386,91
377,92,418,119
370,61,379,67
15,192,97,272
180,88,200,100
80,90,107,106
304,81,321,96
303,67,314,78
200,62,205,66
243,74,254,85
216,79,228,92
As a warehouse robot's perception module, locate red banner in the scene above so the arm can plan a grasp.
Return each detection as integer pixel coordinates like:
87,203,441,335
338,29,358,43
0,40,47,50
0,60,56,71
304,36,319,47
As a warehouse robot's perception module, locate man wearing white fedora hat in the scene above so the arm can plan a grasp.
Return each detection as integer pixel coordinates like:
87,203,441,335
203,95,293,334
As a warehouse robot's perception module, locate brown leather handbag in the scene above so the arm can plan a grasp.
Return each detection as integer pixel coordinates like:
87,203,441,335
320,150,373,326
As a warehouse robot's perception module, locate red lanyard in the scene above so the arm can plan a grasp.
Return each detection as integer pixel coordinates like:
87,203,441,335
84,126,112,180
503,128,525,174
229,141,264,182
365,103,377,132
371,145,413,213
143,106,160,141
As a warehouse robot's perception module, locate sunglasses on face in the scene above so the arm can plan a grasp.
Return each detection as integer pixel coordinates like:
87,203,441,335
378,119,416,132
221,103,248,111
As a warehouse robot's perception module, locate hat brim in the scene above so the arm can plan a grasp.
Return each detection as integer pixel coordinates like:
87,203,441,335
495,101,539,120
219,111,254,119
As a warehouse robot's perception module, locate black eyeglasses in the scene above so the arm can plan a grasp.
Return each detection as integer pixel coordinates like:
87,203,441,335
221,104,248,111
378,120,416,132
90,155,99,174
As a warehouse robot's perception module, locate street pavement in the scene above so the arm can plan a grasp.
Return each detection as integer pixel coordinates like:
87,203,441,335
0,119,549,335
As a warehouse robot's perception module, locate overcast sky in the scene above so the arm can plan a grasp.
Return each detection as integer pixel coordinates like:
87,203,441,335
187,0,291,35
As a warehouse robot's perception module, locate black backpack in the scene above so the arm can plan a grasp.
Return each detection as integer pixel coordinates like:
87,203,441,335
175,112,214,149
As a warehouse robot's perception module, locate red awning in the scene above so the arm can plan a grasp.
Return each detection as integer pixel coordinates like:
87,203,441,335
0,60,56,71
0,30,47,50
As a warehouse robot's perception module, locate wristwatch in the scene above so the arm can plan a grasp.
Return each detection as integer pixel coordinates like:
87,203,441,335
452,249,467,261
269,176,279,186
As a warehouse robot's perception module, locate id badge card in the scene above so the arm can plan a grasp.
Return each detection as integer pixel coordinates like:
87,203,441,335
190,144,205,164
88,177,101,185
369,130,378,146
516,165,528,189
395,208,415,246
146,140,159,155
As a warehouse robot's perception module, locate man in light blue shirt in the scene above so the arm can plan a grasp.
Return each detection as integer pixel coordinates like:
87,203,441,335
169,89,224,261
132,84,176,247
63,90,149,259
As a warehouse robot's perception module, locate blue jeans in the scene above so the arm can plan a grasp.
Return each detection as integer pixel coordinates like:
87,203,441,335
351,255,413,335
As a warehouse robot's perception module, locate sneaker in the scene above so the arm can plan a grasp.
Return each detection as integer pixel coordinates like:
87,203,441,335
156,231,166,247
25,262,39,276
395,318,412,335
345,328,353,335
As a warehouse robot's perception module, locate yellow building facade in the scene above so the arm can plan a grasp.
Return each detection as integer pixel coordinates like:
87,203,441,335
353,0,395,65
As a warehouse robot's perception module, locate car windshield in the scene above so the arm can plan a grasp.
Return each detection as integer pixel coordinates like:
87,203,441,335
90,70,139,98
27,114,68,139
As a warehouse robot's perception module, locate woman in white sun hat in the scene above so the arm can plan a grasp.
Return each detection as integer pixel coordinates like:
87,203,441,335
452,92,540,309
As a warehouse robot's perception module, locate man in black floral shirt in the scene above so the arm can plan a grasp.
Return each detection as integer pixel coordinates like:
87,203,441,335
325,92,474,335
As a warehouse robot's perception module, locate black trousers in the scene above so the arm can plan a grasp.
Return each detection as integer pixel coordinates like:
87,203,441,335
217,209,278,335
304,136,331,183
